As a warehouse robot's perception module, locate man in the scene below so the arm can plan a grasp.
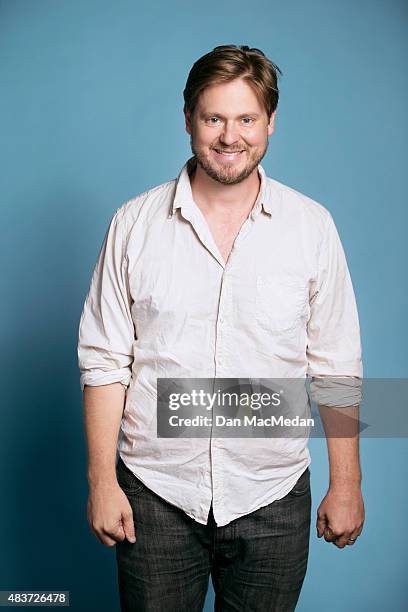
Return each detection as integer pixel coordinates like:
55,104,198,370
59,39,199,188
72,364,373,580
78,45,364,611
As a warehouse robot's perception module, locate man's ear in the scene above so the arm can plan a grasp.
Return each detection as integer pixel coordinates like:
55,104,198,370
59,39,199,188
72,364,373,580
267,111,276,136
185,109,193,135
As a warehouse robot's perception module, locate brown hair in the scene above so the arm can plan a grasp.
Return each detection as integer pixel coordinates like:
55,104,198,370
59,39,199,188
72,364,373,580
183,45,282,120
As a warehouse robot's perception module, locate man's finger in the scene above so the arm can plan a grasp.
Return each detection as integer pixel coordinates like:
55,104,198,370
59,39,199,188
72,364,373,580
346,528,361,546
103,523,126,544
332,532,350,548
356,522,364,537
122,509,136,543
95,530,120,547
316,513,327,538
323,526,336,542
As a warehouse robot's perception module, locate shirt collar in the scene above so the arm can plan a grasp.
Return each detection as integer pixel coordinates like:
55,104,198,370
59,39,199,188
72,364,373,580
168,156,274,218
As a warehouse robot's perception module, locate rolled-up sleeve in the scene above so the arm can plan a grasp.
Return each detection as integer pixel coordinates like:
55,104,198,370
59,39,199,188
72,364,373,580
77,208,135,392
307,212,363,405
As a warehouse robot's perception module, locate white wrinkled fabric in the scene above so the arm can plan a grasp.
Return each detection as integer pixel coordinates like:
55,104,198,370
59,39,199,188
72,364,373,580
310,376,362,407
77,157,363,526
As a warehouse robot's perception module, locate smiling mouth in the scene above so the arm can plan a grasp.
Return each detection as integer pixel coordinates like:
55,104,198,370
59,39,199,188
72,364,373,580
214,149,245,154
212,149,246,161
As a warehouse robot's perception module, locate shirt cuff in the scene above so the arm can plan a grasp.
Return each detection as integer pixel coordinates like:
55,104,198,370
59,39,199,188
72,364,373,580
309,376,363,407
80,368,132,392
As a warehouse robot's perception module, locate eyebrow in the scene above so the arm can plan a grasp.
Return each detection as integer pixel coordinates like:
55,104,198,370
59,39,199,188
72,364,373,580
199,112,261,119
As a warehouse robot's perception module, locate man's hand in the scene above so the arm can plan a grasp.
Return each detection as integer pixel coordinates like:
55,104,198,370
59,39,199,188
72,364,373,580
87,481,136,547
316,483,365,548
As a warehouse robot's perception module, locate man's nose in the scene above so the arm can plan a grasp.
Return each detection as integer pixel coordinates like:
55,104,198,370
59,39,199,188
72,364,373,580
219,120,240,145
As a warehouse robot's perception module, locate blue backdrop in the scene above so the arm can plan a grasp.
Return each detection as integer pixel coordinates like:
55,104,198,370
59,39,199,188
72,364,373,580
1,0,407,610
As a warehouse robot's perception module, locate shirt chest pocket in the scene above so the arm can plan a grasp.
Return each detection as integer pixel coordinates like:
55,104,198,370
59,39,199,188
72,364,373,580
255,275,309,334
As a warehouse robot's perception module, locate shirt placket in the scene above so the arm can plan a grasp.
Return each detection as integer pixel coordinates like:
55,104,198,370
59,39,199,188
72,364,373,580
210,213,257,524
214,211,257,375
178,202,261,525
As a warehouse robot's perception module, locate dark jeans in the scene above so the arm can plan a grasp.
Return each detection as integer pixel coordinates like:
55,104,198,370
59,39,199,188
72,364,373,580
115,458,311,612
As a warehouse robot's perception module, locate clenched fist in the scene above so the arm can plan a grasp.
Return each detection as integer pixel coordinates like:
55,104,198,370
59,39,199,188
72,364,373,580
87,481,137,547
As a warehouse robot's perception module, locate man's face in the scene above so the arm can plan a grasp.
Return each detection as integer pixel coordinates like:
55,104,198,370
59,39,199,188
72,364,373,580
185,78,275,185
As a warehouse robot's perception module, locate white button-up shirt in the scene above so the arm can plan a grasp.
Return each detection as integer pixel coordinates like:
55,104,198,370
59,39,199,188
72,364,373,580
77,157,363,526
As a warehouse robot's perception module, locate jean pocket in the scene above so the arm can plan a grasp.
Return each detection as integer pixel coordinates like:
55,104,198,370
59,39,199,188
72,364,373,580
255,276,308,334
288,467,310,496
116,457,146,495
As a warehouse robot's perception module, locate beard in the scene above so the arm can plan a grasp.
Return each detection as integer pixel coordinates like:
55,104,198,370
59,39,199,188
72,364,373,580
190,136,268,185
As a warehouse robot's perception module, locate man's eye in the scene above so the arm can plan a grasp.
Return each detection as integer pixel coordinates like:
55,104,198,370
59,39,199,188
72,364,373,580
207,117,220,124
242,117,254,125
